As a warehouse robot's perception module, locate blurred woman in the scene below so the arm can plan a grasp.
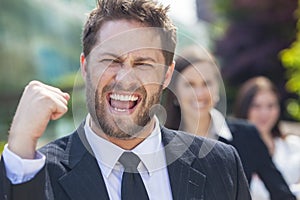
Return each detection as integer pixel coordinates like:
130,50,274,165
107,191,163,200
163,46,296,200
234,76,300,199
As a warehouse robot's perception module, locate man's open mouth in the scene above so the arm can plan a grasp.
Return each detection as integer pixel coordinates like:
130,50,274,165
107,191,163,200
108,92,141,114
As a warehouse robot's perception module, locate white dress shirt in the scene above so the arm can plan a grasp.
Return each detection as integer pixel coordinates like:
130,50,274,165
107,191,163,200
2,115,173,200
209,108,233,141
84,115,173,200
3,145,45,184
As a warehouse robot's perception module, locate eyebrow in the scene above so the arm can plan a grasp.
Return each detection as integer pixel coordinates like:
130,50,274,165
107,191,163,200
98,51,158,63
99,52,119,58
134,57,157,63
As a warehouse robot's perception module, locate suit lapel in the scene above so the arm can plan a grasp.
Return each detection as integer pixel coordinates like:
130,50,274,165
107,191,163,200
161,127,206,200
55,124,206,200
58,124,109,200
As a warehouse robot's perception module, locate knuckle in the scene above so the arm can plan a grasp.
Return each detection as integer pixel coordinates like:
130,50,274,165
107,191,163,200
26,81,42,92
28,80,41,86
64,105,69,112
39,92,52,102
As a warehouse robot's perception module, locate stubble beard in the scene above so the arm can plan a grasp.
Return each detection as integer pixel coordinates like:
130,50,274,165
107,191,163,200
86,78,163,139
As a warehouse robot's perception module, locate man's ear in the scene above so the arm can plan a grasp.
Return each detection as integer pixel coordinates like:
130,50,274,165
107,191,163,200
80,53,87,81
162,61,175,89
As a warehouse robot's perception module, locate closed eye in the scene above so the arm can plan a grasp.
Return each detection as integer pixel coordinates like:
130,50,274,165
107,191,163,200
99,58,121,63
134,62,154,68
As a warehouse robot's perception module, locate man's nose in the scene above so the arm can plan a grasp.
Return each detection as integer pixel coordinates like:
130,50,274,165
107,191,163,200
114,63,137,88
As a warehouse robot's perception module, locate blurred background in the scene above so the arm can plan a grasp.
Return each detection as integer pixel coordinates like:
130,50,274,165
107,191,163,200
1,0,300,150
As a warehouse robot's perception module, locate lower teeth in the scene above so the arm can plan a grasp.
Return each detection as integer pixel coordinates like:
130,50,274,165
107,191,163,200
114,107,127,112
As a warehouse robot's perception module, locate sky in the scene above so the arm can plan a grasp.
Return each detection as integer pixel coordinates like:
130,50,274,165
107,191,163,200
159,0,198,25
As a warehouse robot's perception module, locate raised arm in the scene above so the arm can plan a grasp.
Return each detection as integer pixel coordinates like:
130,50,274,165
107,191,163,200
1,81,69,200
8,80,69,159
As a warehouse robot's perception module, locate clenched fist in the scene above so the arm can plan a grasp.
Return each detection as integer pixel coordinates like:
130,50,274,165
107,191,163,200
8,81,70,159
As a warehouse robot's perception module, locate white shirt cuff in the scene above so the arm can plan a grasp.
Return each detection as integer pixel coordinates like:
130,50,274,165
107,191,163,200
2,144,46,184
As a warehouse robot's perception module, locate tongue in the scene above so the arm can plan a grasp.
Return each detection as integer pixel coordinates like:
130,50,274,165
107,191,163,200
110,100,136,109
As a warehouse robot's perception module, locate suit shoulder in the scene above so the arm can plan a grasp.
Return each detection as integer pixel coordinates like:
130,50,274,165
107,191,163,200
196,136,238,160
162,127,238,161
39,132,74,160
185,131,241,171
226,118,260,137
226,118,255,129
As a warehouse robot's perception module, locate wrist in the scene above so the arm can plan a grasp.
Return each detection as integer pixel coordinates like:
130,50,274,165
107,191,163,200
8,133,38,159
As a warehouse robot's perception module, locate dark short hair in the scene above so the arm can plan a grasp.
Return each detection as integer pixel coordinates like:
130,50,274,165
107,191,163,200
82,0,177,65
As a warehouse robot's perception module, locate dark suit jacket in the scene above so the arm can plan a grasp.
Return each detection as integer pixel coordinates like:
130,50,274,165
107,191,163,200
218,119,296,200
1,125,251,200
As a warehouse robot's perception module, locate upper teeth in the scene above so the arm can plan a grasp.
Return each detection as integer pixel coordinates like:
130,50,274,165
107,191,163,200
110,93,138,101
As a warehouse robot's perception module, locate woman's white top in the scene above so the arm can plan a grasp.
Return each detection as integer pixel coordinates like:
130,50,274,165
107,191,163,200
250,135,300,200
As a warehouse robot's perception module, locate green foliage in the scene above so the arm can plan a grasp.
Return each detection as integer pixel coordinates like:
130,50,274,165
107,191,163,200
0,0,91,140
280,1,300,120
0,141,5,154
213,0,235,19
213,0,297,118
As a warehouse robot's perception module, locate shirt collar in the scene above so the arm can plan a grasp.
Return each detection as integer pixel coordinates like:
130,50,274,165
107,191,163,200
84,115,166,177
209,108,233,141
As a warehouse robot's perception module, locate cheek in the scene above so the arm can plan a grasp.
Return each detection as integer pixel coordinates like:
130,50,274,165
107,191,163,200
177,87,194,103
205,83,218,100
175,80,190,101
270,107,280,121
90,67,115,87
144,84,162,96
135,68,165,84
248,108,258,122
204,89,214,100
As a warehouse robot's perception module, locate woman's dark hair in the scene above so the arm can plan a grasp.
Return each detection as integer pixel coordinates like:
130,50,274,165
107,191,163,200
234,76,282,138
163,46,216,130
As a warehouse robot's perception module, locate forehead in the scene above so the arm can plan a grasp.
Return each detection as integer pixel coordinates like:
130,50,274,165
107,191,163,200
254,90,278,101
90,19,164,58
180,62,218,81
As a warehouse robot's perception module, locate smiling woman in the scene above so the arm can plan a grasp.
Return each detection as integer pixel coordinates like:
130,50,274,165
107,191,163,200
163,46,222,135
234,76,300,199
163,45,297,200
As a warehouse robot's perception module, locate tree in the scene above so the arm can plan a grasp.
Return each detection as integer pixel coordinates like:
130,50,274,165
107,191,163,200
212,0,298,118
281,1,300,120
0,0,88,140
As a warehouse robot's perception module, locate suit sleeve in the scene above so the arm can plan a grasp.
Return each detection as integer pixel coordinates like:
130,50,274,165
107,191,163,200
230,145,252,200
251,127,296,200
0,157,46,200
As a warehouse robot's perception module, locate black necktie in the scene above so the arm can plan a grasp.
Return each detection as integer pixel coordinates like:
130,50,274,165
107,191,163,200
119,152,150,200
